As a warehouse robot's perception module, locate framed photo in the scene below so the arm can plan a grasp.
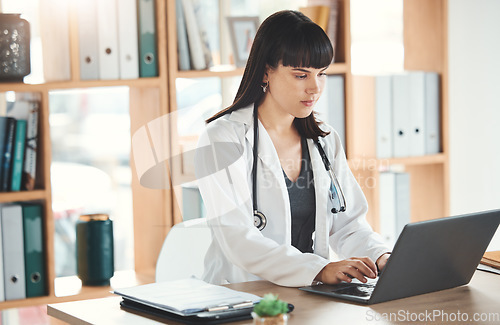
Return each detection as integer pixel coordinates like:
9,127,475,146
226,16,260,67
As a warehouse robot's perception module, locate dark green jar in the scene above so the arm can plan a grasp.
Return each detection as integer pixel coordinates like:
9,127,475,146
76,214,114,286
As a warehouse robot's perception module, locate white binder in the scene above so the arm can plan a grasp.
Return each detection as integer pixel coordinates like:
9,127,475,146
408,72,426,156
375,75,393,158
314,75,346,148
1,204,26,300
77,0,99,80
425,72,441,154
394,172,411,238
392,74,411,157
117,0,140,79
379,172,397,246
97,0,120,79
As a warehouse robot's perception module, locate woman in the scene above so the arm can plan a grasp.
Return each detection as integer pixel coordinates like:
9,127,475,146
195,10,390,287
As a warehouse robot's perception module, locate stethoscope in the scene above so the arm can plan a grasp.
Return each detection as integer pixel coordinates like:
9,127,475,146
252,104,347,231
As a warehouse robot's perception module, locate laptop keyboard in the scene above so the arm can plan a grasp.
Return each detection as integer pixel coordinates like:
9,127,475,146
330,283,376,297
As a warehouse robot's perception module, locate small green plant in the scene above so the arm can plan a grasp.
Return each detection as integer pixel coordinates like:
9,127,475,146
253,293,289,317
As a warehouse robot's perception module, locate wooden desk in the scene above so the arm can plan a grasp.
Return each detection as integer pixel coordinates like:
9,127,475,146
48,270,500,324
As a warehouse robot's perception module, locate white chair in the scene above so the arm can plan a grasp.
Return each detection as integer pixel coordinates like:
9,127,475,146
155,218,212,282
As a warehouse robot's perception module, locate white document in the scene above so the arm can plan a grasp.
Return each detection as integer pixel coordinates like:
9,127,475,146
424,72,441,155
375,75,393,158
378,172,396,246
1,204,26,300
408,72,426,156
78,0,99,80
97,0,120,79
392,74,411,157
114,278,261,315
117,0,140,79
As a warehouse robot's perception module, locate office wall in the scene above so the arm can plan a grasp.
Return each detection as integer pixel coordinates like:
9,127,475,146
448,0,500,249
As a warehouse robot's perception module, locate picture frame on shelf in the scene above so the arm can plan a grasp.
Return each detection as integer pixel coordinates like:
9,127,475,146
226,16,259,68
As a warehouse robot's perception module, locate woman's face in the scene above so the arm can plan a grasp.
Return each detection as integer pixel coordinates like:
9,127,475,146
263,63,328,119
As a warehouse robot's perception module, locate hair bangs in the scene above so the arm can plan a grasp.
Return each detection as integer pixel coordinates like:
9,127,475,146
277,23,333,69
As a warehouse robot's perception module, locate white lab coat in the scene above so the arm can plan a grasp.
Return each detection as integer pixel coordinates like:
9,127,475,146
195,105,389,287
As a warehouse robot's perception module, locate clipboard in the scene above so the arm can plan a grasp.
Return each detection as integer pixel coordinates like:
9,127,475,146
119,298,254,324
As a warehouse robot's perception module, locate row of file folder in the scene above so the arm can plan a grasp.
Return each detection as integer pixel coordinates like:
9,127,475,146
378,171,411,246
375,72,441,158
77,0,158,80
0,203,46,301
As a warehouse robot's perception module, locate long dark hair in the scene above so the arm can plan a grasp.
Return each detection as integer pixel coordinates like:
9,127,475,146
206,10,334,139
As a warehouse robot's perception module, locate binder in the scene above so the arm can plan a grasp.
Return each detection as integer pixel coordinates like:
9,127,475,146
117,0,140,79
10,119,26,191
375,75,393,158
39,0,71,81
97,0,120,80
394,172,411,238
22,203,47,298
1,204,26,300
424,72,441,155
176,0,191,70
137,0,159,77
378,172,396,245
77,0,100,80
392,74,411,157
314,75,346,148
408,72,426,156
378,172,411,246
182,0,206,70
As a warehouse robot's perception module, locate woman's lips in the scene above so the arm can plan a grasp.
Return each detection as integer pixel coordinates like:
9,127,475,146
301,100,315,107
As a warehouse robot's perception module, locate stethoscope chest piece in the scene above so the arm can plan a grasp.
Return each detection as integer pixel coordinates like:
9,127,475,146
253,210,267,231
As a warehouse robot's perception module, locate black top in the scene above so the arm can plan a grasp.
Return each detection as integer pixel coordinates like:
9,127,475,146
284,137,316,253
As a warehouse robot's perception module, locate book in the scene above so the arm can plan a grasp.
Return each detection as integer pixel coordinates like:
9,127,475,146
176,0,191,70
23,101,39,191
22,203,47,298
481,251,500,269
1,204,26,300
138,0,159,77
1,117,16,191
307,0,339,61
191,0,213,69
182,0,206,70
0,204,4,302
299,5,330,31
10,119,26,191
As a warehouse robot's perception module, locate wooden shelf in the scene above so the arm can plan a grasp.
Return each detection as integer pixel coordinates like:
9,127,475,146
0,270,155,309
348,153,447,170
0,190,47,203
0,77,162,92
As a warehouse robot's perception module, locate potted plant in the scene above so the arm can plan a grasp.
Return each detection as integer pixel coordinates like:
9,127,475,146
251,293,290,325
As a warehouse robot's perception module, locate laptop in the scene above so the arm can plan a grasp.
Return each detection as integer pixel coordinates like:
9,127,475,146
299,209,500,304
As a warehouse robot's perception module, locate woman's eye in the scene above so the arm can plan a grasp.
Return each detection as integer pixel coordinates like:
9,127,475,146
319,72,327,77
296,74,307,79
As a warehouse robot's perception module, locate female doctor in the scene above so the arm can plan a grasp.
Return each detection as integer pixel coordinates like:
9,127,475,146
195,10,390,287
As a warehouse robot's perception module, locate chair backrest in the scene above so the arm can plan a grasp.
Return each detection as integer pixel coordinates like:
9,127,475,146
155,218,212,282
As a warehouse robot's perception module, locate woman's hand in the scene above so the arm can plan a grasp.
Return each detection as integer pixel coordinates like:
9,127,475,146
376,253,390,272
315,257,377,284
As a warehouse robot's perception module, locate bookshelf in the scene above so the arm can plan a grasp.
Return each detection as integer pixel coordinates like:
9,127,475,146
0,0,166,309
